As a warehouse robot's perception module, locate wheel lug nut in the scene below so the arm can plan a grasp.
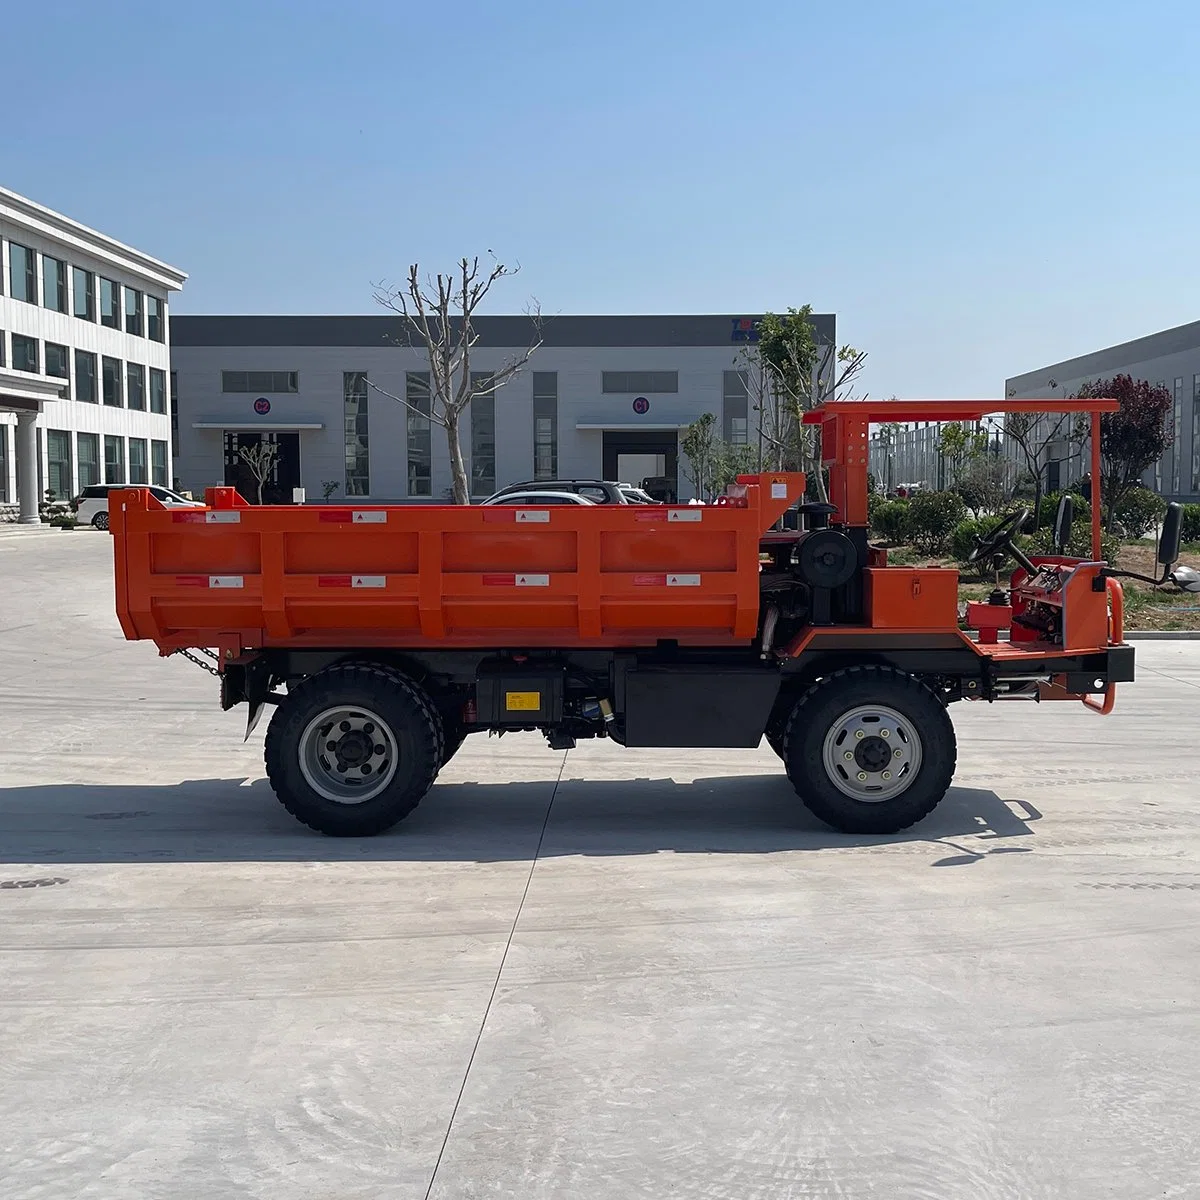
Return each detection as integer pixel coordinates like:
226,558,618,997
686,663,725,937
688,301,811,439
882,770,892,780
854,730,864,739
880,729,890,738
857,771,868,781
844,751,854,761
894,748,903,758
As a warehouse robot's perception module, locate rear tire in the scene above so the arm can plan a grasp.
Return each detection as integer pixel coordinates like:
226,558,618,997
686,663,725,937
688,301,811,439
93,511,109,531
264,663,443,836
783,666,955,834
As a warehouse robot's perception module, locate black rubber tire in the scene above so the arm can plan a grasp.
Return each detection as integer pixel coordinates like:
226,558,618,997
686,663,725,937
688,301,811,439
93,511,109,530
783,666,956,834
264,663,444,836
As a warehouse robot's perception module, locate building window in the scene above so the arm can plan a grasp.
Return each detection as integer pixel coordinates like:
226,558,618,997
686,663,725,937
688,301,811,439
532,371,557,479
75,350,98,404
1172,377,1184,493
0,330,5,366
127,363,146,411
404,372,432,496
42,255,67,312
723,370,749,444
99,278,121,328
343,371,370,496
9,243,37,303
125,287,144,336
104,435,125,484
46,430,73,499
221,370,298,393
147,295,164,342
128,438,148,484
0,426,8,503
73,267,95,321
151,439,168,487
12,333,39,373
102,356,123,406
170,370,178,457
470,372,495,496
45,342,70,395
601,370,679,393
77,432,100,488
149,368,166,414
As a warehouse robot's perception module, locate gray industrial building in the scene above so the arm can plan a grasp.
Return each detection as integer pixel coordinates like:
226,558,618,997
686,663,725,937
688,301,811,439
1006,319,1200,503
170,313,836,503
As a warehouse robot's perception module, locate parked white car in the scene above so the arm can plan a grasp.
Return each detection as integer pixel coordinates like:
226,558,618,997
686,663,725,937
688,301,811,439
72,484,203,530
479,490,597,506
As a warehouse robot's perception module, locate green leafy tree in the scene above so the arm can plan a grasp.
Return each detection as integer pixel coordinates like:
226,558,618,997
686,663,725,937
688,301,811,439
1074,375,1173,531
937,422,989,485
681,413,720,500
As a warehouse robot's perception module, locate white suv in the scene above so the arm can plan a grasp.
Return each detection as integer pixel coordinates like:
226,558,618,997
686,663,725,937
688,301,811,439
73,484,203,530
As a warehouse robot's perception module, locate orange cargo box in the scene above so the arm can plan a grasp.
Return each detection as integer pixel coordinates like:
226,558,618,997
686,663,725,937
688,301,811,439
863,566,959,630
112,475,804,653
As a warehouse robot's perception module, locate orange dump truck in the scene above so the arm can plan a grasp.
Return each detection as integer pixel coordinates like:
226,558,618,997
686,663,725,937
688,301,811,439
112,398,1173,838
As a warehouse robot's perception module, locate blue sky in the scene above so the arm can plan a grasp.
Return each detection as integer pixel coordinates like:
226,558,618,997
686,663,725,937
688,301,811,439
7,0,1199,398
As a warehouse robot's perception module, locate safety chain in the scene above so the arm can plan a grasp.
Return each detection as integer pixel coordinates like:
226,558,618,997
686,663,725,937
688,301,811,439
172,647,222,677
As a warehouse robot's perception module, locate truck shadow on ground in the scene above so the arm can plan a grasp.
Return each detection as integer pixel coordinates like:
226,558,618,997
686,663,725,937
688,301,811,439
0,774,1040,866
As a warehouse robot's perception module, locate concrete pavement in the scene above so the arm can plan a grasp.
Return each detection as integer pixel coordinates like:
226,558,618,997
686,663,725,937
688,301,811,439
2,532,1199,1198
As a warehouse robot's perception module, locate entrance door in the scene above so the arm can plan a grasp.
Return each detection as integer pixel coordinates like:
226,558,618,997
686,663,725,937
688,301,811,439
224,431,301,503
602,431,678,501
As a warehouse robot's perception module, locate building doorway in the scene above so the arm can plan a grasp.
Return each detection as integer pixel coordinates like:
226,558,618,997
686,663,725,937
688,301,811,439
224,431,300,503
602,431,678,500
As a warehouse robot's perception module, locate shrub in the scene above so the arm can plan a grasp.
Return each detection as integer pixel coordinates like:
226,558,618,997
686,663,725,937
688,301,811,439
1037,491,1091,529
1180,503,1200,544
871,499,911,544
1114,486,1166,538
907,490,967,555
951,518,992,578
1025,524,1120,565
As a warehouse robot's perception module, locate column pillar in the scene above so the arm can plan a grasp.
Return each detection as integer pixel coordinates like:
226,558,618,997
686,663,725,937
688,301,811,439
16,411,40,524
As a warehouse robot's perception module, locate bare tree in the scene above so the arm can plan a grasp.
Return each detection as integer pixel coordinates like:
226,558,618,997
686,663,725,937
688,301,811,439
1003,396,1085,527
237,440,280,505
372,257,542,504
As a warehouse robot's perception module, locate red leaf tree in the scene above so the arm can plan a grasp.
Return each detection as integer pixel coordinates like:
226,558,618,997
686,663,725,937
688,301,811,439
1075,375,1173,531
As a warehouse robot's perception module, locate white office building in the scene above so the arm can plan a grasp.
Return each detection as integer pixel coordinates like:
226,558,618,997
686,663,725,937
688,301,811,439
0,187,187,523
170,313,836,503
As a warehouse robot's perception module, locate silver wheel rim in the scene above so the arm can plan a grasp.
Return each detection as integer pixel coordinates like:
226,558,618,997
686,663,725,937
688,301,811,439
821,703,922,803
95,513,108,529
298,705,399,804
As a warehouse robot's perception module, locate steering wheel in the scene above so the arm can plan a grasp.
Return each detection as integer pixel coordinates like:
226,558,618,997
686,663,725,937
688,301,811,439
967,508,1037,575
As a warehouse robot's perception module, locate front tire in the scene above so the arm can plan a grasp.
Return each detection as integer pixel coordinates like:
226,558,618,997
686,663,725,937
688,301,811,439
783,666,956,834
265,663,443,836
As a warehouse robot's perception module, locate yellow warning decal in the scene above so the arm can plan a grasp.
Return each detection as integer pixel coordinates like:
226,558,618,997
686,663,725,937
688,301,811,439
505,691,542,711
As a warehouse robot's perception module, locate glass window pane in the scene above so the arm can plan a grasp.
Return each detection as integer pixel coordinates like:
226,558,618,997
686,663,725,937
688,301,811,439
405,372,432,496
532,371,558,479
146,295,163,341
104,436,125,484
77,433,100,488
127,363,146,410
12,334,39,373
42,256,67,312
47,430,73,499
602,371,678,393
151,440,168,487
149,368,166,414
343,372,370,496
100,278,120,328
73,267,95,321
128,438,148,484
470,372,495,496
125,288,144,336
75,350,98,403
102,356,123,406
9,243,37,303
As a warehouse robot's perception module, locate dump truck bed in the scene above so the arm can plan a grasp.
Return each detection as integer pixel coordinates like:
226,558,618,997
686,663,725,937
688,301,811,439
112,474,803,653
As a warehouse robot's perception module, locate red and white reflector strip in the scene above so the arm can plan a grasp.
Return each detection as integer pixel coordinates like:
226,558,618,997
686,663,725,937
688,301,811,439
171,510,242,524
317,575,387,588
633,573,703,587
482,573,551,587
481,508,551,523
635,509,666,522
318,509,388,524
176,575,245,588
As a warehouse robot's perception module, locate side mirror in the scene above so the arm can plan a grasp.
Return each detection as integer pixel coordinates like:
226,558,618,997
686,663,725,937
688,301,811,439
1053,494,1074,554
1159,502,1183,567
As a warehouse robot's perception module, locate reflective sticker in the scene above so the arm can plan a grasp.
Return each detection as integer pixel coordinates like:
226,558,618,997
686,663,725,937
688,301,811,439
667,509,703,522
667,574,701,586
770,481,788,499
515,510,550,523
209,575,244,588
205,511,241,524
